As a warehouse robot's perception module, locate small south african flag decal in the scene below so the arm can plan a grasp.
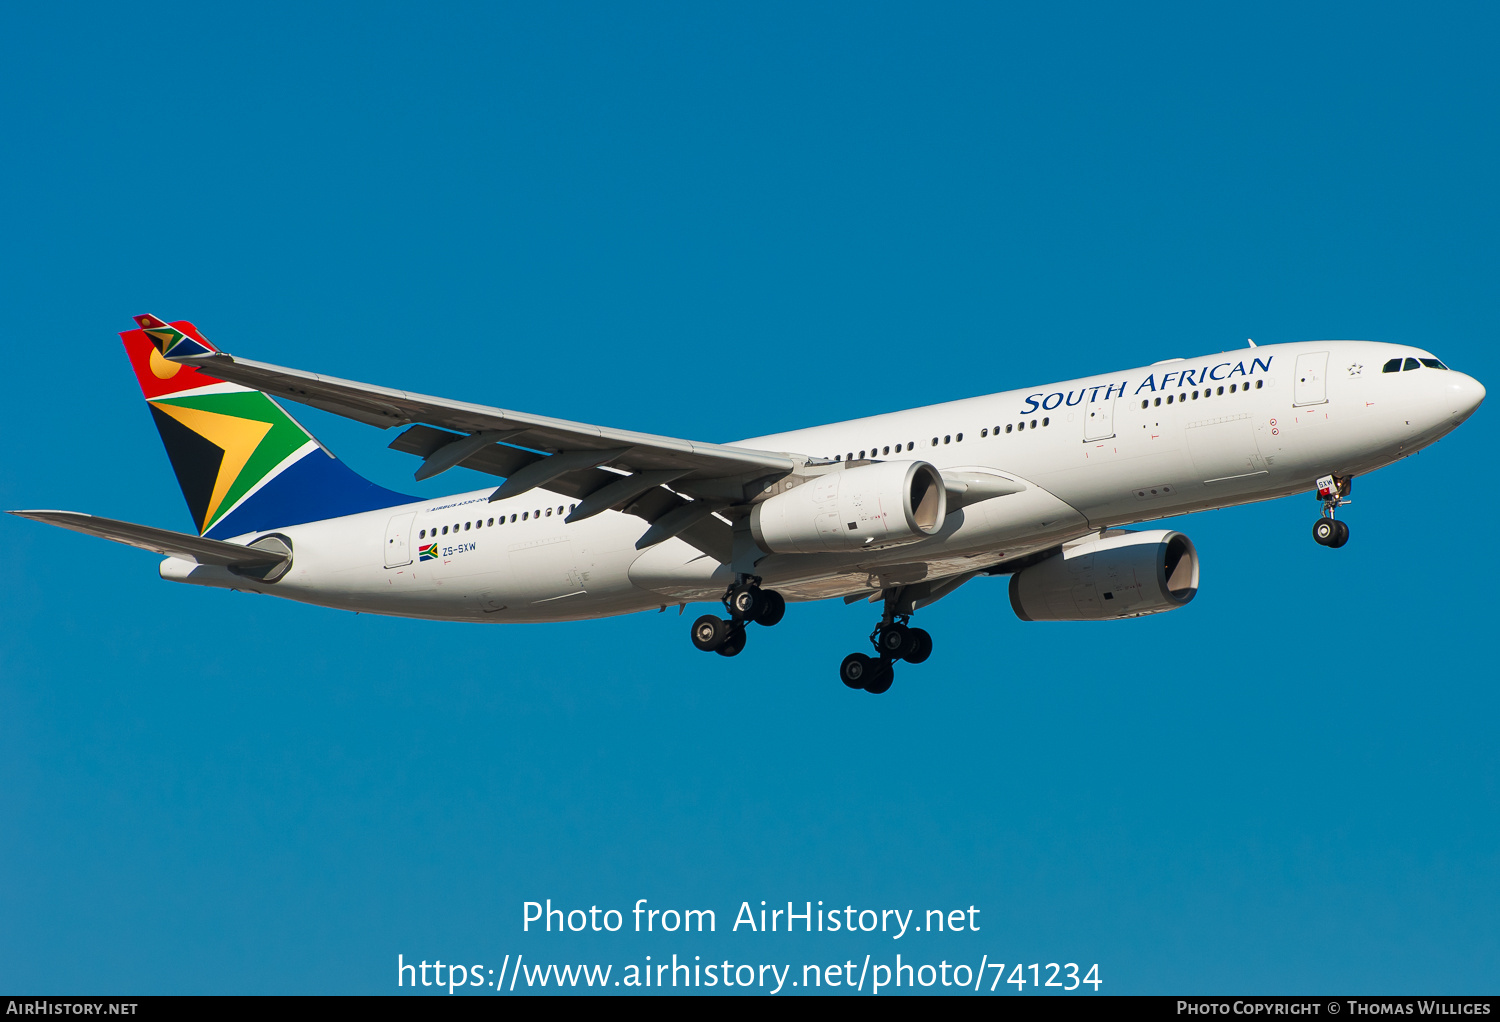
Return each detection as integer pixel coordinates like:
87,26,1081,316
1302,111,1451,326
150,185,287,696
418,543,439,561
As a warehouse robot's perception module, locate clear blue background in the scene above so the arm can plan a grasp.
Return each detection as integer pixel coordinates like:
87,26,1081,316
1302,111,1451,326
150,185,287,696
1,1,1495,995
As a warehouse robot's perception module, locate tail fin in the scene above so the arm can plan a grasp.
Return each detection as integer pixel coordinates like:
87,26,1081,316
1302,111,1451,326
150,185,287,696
124,315,415,539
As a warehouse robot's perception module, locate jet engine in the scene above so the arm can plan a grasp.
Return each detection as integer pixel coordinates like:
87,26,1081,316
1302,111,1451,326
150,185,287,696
750,460,947,554
1009,529,1198,621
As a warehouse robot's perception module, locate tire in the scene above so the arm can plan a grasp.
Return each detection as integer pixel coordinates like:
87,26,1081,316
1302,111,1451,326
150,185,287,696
754,590,786,627
1312,519,1336,546
840,653,872,689
876,624,910,657
864,660,895,695
904,628,933,664
716,627,747,657
728,584,765,620
1329,520,1350,548
691,614,729,651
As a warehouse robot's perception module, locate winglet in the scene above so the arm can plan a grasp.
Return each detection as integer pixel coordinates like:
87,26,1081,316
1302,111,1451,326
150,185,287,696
134,313,218,360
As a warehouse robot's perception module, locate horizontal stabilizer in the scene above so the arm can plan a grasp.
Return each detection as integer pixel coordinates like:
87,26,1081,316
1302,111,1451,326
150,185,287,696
9,510,288,568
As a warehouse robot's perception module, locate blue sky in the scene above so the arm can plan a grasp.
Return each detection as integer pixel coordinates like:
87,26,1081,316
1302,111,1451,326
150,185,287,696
1,1,1496,994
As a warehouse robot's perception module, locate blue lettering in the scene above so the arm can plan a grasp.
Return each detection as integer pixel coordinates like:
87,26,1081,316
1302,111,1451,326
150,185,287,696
1021,394,1042,414
1042,392,1064,410
1161,371,1179,388
1251,356,1273,375
1104,380,1126,400
1180,368,1198,386
1134,375,1158,394
1227,362,1247,378
1209,362,1232,380
1065,389,1085,407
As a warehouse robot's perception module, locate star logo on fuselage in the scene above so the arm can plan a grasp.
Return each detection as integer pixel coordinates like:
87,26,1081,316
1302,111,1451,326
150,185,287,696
1347,363,1363,376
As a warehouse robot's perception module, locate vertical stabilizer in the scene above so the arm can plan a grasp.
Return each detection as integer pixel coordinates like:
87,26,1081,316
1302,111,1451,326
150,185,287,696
123,315,415,539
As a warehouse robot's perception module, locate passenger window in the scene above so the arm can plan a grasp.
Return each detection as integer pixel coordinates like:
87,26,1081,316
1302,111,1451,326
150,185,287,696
1141,400,1148,409
1017,422,1025,431
1420,358,1448,370
1229,384,1236,393
463,522,469,531
956,433,963,442
419,529,425,539
1005,424,1013,433
1403,358,1420,371
847,452,854,461
982,428,989,437
931,438,939,446
1382,358,1402,373
882,446,890,455
1030,419,1037,429
1154,397,1161,406
510,514,517,523
1192,390,1199,399
545,508,552,516
442,526,448,535
906,442,914,451
488,518,495,526
1217,386,1223,395
1255,379,1264,388
859,450,866,459
1042,417,1049,426
1167,395,1174,404
521,512,528,521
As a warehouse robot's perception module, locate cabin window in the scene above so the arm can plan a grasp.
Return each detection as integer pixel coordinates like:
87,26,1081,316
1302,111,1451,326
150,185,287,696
882,446,890,455
510,514,517,523
1167,395,1174,404
1420,358,1448,370
1217,386,1224,395
1017,421,1025,431
1382,358,1402,373
521,512,528,521
488,518,495,526
1042,417,1049,427
848,452,854,461
1006,423,1014,433
943,435,951,444
906,442,914,451
1403,358,1420,371
1030,419,1037,429
441,526,448,535
931,437,939,446
982,428,989,437
1256,379,1264,388
1141,401,1148,409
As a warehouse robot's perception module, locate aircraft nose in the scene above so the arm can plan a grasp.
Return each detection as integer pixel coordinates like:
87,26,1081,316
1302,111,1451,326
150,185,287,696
1448,372,1486,421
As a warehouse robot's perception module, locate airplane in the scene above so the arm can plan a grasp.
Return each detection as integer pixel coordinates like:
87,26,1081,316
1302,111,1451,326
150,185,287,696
11,315,1486,694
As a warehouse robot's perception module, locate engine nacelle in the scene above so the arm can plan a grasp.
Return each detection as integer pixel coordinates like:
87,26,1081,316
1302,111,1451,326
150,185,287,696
750,460,947,554
1009,529,1199,621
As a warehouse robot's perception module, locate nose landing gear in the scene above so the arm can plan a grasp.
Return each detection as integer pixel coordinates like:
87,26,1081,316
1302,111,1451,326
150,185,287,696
688,576,785,657
839,588,934,695
1312,474,1353,548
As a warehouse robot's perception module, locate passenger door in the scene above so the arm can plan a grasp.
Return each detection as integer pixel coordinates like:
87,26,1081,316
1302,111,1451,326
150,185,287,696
1293,351,1329,406
1083,395,1116,441
383,511,415,567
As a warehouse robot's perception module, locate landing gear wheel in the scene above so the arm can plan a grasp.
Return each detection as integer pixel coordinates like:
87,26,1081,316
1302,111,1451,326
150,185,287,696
840,653,873,689
716,626,747,657
1329,520,1350,548
727,584,765,620
691,614,730,652
904,628,933,664
875,623,912,658
1312,518,1337,546
753,589,786,627
864,659,895,695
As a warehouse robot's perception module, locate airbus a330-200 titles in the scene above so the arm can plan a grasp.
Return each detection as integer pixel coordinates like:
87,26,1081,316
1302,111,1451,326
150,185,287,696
12,316,1485,694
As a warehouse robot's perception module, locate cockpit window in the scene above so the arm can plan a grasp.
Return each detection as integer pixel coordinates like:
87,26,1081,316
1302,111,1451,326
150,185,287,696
1402,357,1421,371
1382,358,1402,373
1420,358,1449,370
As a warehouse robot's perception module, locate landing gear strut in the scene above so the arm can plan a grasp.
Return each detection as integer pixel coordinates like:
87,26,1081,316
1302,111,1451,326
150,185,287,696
839,587,934,695
1312,474,1352,548
688,575,784,657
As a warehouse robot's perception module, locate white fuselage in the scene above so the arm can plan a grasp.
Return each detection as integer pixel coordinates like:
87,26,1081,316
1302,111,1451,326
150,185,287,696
162,340,1484,621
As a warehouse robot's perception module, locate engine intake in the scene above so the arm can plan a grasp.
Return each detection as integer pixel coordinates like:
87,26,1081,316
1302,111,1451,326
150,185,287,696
750,461,947,554
1009,529,1198,621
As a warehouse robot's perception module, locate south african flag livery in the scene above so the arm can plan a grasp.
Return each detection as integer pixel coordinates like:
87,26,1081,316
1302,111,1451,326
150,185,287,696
418,543,439,561
125,315,413,539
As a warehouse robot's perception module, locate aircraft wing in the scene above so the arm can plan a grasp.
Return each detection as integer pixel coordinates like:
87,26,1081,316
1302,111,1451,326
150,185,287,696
167,348,800,488
9,510,290,569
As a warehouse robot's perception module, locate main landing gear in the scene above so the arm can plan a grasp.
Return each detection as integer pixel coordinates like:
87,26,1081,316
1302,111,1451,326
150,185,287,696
838,589,933,696
1312,474,1353,548
689,576,785,657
